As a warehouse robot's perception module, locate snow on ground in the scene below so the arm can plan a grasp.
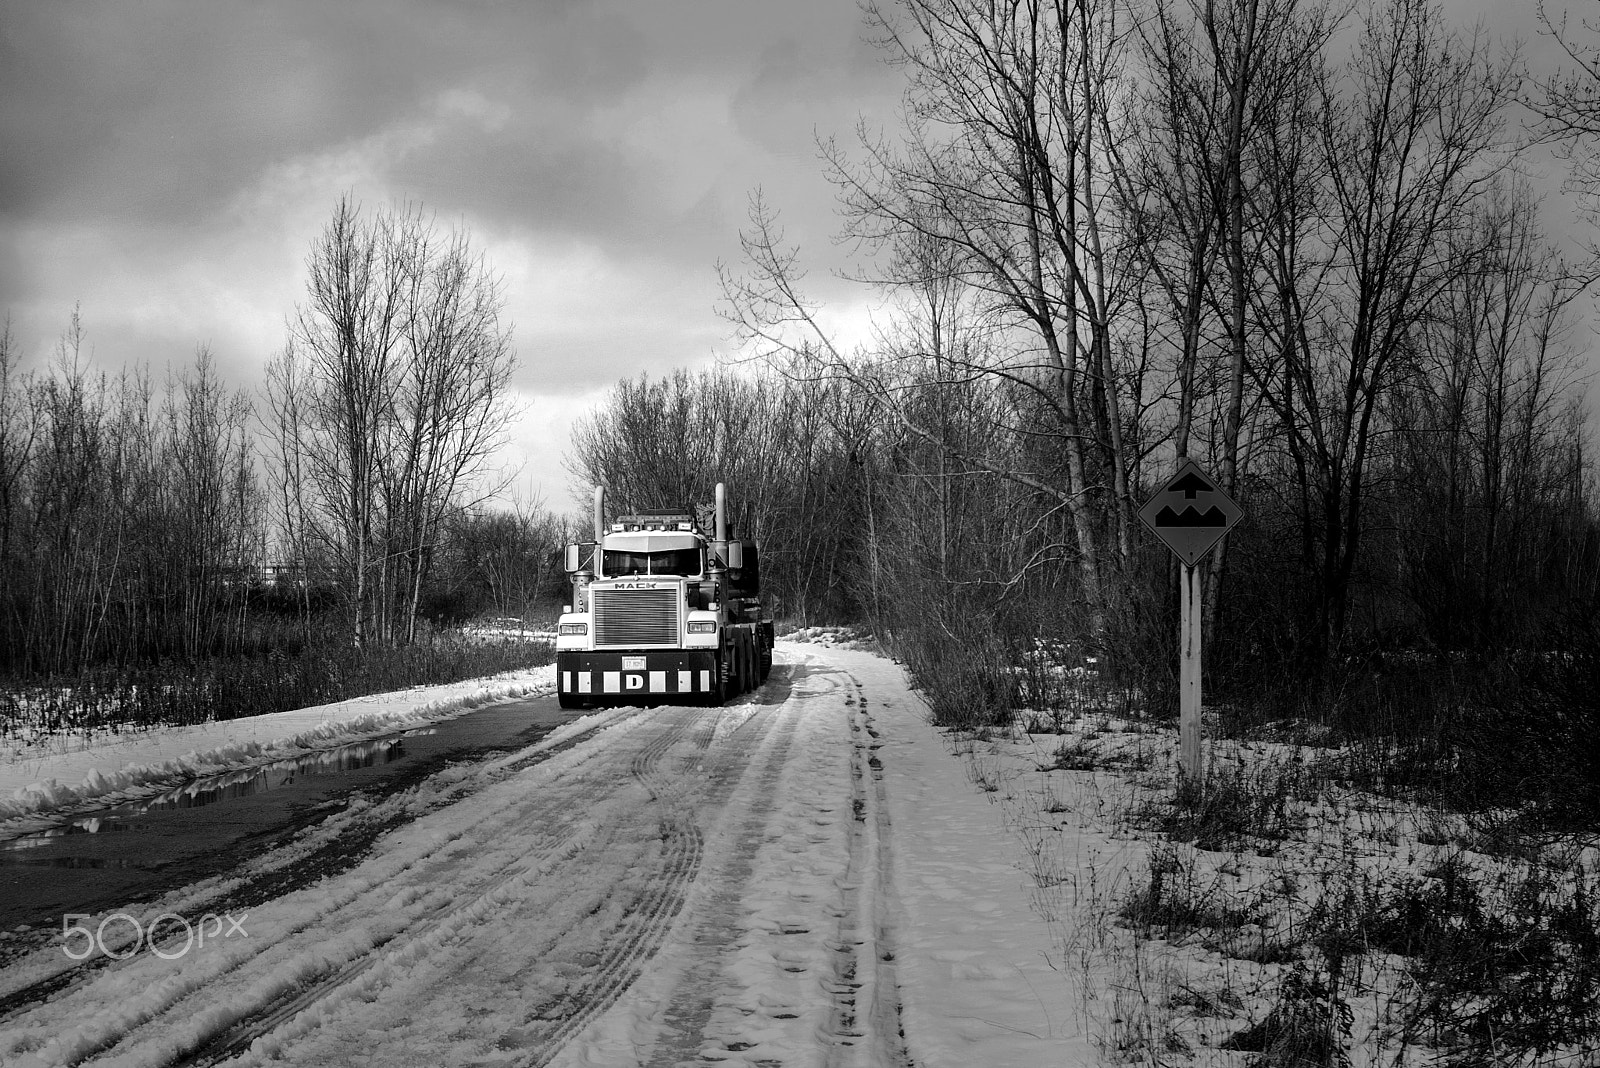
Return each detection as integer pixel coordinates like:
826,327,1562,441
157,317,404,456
0,641,1111,1068
930,703,1600,1065
7,636,1585,1065
547,644,1092,1068
837,647,1096,1067
0,664,557,832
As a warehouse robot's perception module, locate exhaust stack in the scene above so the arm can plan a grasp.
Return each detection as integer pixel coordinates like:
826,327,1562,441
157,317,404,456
594,486,606,543
714,482,742,570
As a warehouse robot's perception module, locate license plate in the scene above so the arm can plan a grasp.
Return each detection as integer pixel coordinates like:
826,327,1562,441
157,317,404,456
622,656,646,671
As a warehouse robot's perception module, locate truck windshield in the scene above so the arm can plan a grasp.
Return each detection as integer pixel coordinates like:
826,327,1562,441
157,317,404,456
604,549,701,577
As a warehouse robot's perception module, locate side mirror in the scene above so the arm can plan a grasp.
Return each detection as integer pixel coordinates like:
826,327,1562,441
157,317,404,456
564,543,594,574
730,541,760,596
724,541,744,570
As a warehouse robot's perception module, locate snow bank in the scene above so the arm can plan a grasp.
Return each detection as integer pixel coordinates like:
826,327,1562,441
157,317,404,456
0,665,556,829
781,625,876,649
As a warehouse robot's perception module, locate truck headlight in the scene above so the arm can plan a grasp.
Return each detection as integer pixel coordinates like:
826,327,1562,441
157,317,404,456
687,621,717,634
559,623,588,636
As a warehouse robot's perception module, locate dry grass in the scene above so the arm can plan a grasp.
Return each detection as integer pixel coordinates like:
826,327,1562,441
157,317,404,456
922,633,1600,1067
0,632,553,743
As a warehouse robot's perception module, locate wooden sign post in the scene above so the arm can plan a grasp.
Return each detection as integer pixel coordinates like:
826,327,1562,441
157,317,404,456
1137,460,1243,783
1179,560,1202,780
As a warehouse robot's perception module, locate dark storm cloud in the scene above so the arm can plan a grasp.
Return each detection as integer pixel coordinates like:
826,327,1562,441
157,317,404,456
390,91,649,247
5,4,380,225
0,0,655,228
731,30,889,160
383,7,893,264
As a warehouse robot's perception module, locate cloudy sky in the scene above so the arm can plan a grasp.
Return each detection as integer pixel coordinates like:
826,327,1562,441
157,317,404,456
0,0,1584,514
0,0,901,508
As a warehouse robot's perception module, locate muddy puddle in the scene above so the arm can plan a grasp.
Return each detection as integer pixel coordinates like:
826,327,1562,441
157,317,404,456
0,696,578,928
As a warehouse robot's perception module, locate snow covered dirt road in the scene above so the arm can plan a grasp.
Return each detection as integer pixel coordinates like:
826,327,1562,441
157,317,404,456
0,644,1087,1068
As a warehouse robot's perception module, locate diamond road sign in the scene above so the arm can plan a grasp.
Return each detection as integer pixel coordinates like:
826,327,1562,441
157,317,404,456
1138,459,1243,566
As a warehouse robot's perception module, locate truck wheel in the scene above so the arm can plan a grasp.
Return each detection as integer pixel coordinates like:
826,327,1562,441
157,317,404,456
764,622,776,681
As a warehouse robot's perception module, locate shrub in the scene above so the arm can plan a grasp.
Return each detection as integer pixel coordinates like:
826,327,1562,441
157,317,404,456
1156,762,1306,853
0,633,553,738
1290,853,1600,1062
897,624,1018,729
1038,736,1103,772
1209,642,1600,845
1220,962,1354,1068
1120,845,1258,938
1380,857,1600,1059
1446,651,1600,838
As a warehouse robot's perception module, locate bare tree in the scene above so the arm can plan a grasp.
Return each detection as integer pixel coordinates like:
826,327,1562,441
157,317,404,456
1392,181,1590,648
26,311,130,671
0,311,274,673
442,496,565,622
723,0,1148,642
1116,0,1336,636
382,213,517,642
707,0,1587,696
1251,0,1520,656
271,196,516,646
0,318,36,641
279,196,399,647
158,347,259,659
1529,0,1600,240
262,347,318,641
569,364,878,624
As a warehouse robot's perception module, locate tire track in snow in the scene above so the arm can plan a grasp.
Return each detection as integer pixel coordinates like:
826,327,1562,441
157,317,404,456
572,654,901,1068
512,695,798,1066
0,705,636,1031
512,708,713,1063
833,672,915,1068
232,699,785,1067
619,680,808,1068
170,827,595,1068
0,705,671,1068
825,676,871,1061
2,687,808,1068
173,708,701,1068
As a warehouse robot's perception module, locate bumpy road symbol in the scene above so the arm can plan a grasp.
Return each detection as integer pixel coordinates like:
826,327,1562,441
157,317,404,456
1138,460,1243,565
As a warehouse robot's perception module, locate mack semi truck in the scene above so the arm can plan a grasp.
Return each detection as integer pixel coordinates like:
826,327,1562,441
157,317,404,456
555,483,774,709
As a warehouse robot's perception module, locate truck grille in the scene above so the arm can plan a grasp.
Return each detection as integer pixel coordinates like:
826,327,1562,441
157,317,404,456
592,587,679,648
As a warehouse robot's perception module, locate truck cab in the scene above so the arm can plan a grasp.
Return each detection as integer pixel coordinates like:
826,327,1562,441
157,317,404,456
555,485,772,709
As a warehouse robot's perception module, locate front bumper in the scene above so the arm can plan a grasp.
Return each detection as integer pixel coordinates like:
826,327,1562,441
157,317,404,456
557,650,719,698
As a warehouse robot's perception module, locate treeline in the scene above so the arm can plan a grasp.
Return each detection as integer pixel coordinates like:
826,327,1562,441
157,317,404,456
569,367,878,623
579,0,1600,724
0,200,565,687
0,315,260,675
